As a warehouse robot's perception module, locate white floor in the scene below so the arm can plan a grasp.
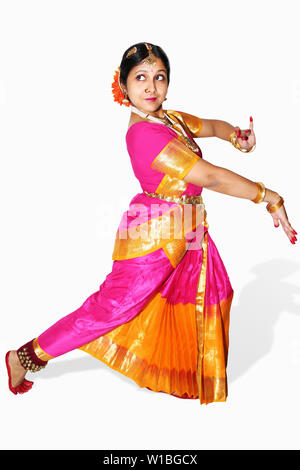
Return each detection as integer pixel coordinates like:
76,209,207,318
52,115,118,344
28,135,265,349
2,310,300,451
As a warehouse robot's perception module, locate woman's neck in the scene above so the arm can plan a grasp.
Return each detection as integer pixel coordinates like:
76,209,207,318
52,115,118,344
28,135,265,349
130,104,166,120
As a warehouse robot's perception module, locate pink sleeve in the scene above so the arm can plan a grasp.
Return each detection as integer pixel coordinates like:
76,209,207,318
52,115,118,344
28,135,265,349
126,123,175,175
126,122,200,180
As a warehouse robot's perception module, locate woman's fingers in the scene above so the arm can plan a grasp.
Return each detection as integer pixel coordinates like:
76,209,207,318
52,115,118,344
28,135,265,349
235,117,254,140
279,219,292,240
272,206,297,243
249,116,253,132
236,128,253,141
235,126,241,137
236,127,249,141
283,220,298,243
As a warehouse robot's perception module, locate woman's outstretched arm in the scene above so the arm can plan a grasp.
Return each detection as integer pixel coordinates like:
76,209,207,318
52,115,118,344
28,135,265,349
183,158,297,243
193,118,235,139
178,110,255,152
200,117,255,152
211,119,235,140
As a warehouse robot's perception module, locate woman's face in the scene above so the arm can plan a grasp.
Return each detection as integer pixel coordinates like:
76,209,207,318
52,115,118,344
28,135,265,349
124,56,169,116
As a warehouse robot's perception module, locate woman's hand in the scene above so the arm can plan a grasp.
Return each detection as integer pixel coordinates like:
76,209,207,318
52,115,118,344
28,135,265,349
270,203,297,244
234,116,256,152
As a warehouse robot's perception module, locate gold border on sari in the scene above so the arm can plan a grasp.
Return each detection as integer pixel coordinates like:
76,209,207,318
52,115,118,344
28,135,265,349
33,337,54,361
194,214,233,404
195,228,208,404
162,238,188,268
112,203,205,264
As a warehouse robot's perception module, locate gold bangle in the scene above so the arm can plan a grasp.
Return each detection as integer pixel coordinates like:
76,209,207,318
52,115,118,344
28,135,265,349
251,182,266,203
229,131,242,151
266,195,282,211
266,196,284,213
229,130,256,153
258,183,266,203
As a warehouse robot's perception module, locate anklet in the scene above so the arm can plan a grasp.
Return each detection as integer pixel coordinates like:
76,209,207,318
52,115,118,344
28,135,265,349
17,339,48,372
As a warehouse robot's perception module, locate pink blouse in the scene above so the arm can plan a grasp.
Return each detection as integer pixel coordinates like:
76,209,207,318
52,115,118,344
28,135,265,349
126,119,203,196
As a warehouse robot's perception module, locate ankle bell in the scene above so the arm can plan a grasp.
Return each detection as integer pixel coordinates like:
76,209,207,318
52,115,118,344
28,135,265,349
17,339,48,372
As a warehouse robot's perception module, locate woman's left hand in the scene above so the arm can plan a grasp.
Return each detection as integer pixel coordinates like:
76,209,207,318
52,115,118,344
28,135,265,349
234,116,256,151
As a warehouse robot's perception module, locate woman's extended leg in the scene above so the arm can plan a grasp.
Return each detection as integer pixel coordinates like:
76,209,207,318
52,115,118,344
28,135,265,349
6,248,174,394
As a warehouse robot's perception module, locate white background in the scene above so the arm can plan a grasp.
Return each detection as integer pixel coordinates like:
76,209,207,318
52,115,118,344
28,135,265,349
1,0,300,451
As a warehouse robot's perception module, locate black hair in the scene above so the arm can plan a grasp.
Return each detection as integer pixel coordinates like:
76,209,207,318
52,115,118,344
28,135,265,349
119,42,170,87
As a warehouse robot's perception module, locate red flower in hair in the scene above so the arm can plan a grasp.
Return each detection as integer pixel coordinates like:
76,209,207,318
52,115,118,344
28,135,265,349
111,67,130,107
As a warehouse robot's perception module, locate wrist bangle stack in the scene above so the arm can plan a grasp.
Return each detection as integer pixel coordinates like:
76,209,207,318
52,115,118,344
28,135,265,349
266,196,284,213
229,130,256,153
251,182,284,213
251,182,266,203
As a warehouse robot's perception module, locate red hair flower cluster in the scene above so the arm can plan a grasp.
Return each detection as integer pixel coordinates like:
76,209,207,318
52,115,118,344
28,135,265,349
111,67,130,107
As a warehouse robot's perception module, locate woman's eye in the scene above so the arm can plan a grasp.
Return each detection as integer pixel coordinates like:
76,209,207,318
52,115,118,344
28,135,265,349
136,74,165,81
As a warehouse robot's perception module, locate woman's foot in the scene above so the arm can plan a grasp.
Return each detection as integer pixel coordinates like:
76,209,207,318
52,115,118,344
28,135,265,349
5,350,33,394
8,351,27,386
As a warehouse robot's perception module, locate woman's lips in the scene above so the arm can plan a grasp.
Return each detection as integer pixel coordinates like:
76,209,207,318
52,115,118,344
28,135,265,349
145,98,157,101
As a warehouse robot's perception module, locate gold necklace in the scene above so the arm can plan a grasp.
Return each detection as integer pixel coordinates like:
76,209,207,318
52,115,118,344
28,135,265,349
130,105,199,153
163,113,199,153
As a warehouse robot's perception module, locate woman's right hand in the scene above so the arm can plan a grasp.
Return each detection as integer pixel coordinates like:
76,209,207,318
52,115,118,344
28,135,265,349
269,203,297,244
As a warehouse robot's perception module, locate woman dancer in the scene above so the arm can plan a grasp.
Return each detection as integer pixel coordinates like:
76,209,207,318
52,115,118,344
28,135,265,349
5,42,297,404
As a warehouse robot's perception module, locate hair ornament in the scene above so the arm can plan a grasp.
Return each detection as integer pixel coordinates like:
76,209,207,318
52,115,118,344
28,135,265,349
126,47,137,58
111,66,130,107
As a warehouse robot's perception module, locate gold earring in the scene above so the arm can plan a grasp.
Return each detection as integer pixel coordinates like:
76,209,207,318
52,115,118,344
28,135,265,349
121,89,130,104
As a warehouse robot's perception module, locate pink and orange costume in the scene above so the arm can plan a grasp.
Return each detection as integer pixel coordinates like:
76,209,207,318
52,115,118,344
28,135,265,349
17,110,234,404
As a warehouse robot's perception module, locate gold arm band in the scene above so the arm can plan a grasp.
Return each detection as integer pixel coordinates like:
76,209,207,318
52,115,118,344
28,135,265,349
266,196,284,213
251,182,266,204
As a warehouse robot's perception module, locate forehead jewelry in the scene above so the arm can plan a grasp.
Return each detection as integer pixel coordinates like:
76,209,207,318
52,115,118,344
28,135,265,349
143,43,156,65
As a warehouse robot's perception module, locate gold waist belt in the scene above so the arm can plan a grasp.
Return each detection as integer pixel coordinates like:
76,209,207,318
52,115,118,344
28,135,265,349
143,190,204,206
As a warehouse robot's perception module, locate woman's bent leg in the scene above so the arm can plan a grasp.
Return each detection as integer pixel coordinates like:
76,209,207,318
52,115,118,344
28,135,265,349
22,249,174,365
